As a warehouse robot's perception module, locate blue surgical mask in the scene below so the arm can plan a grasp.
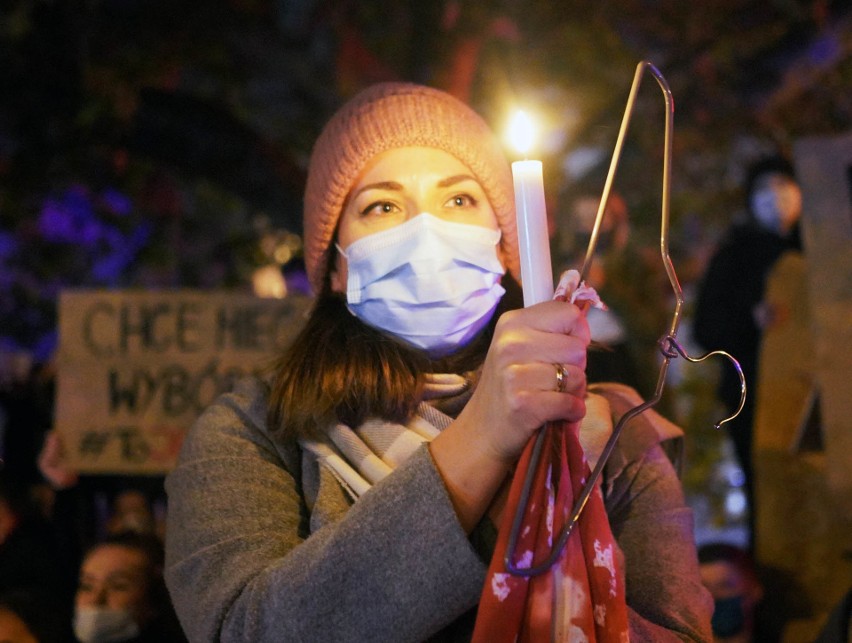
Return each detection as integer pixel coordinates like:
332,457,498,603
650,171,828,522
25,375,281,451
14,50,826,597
711,595,746,638
337,212,505,357
750,181,800,234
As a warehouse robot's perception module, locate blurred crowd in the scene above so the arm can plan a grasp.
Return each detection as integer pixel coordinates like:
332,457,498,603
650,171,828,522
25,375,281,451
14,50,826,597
0,420,185,642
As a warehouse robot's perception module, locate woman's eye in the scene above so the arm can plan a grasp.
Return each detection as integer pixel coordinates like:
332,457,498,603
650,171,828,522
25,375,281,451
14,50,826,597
445,194,477,208
360,201,399,217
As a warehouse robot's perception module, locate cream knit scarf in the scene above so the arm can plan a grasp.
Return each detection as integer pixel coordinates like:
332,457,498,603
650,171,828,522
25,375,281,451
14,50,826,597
298,372,469,500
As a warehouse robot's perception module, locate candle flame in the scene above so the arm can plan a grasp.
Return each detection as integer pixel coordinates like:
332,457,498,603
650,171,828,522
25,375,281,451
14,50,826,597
507,110,537,156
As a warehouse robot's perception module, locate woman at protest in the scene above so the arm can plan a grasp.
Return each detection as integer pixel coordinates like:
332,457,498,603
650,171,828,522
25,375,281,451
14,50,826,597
164,82,711,641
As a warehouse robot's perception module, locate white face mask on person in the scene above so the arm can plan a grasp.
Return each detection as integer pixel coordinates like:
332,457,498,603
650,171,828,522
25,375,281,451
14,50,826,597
73,606,140,643
337,212,506,357
750,180,801,234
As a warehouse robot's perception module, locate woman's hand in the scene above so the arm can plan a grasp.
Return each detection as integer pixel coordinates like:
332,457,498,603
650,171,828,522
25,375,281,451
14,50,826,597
464,299,591,462
429,300,591,531
485,390,614,529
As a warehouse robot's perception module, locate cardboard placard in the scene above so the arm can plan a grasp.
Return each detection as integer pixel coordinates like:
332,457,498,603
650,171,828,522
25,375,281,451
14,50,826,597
54,290,311,474
793,132,852,516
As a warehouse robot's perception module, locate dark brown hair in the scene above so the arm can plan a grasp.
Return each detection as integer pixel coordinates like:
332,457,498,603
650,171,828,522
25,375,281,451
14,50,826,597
267,274,523,440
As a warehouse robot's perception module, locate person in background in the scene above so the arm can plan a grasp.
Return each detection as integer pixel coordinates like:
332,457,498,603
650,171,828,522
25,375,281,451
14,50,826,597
692,155,803,550
698,542,767,643
36,430,169,606
39,431,167,543
164,81,711,641
104,490,162,541
74,531,185,643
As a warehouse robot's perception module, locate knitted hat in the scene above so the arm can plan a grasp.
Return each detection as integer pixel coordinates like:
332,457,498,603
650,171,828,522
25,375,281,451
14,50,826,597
303,82,519,293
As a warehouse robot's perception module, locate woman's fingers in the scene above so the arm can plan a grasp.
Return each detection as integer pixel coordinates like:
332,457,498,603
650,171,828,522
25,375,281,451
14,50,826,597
507,388,588,426
498,300,592,344
431,299,595,525
491,301,591,367
504,362,586,395
452,299,594,463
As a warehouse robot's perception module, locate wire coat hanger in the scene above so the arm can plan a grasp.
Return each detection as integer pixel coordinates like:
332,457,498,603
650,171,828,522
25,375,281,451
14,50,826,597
503,60,747,577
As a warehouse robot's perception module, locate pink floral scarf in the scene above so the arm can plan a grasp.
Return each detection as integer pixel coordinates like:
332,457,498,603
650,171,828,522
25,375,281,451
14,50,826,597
472,271,630,642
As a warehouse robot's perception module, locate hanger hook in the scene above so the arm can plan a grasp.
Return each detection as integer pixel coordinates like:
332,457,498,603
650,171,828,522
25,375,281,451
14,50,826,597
659,335,747,429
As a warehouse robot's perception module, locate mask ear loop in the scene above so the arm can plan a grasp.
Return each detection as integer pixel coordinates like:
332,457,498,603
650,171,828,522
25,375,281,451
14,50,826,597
503,60,747,577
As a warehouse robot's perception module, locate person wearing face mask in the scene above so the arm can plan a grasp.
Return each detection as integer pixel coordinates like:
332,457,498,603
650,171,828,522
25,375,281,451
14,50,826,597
692,155,803,553
698,542,769,643
164,82,712,642
74,532,185,643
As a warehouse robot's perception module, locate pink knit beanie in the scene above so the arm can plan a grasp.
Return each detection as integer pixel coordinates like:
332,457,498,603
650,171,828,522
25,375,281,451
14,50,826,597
303,82,520,293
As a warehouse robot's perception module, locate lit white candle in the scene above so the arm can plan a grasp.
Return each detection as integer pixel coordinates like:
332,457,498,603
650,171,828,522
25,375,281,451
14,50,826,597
507,110,553,307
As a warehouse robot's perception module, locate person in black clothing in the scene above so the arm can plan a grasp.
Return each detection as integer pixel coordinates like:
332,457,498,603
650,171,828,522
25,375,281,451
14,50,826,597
692,155,803,550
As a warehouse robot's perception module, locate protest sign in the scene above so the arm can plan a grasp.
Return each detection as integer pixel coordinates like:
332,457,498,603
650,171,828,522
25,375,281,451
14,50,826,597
55,289,311,474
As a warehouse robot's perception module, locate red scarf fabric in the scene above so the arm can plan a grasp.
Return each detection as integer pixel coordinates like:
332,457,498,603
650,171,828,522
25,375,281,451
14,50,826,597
472,273,629,642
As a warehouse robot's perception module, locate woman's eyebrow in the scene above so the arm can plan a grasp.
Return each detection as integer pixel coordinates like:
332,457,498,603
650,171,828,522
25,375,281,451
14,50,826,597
437,174,478,188
351,181,403,199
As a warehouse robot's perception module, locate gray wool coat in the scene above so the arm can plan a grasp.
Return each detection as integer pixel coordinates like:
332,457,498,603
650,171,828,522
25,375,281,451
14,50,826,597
164,377,713,642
